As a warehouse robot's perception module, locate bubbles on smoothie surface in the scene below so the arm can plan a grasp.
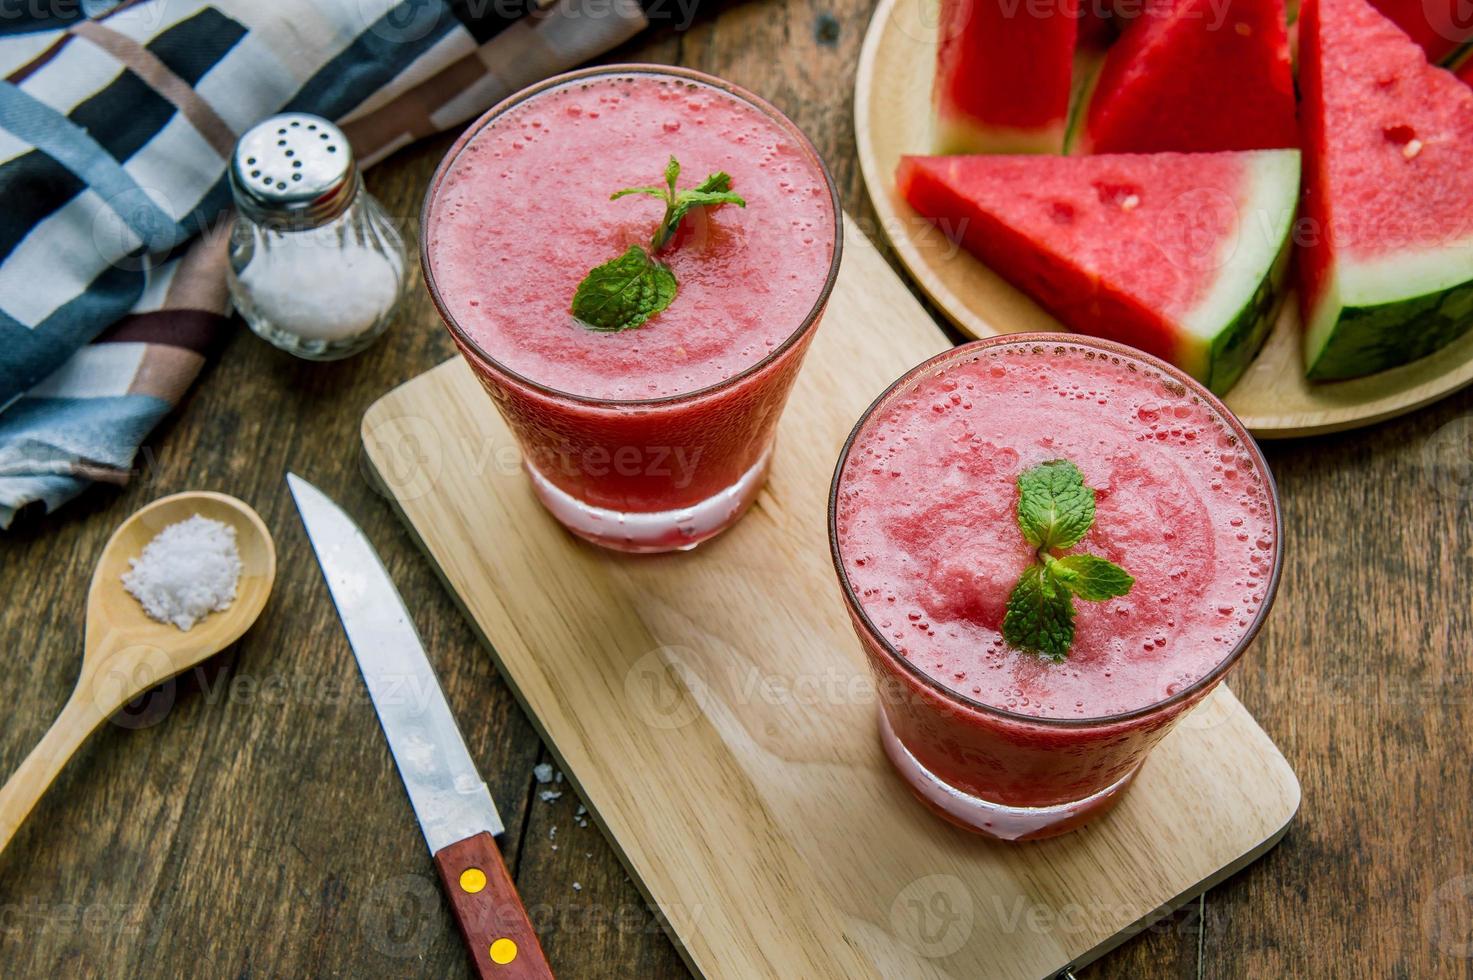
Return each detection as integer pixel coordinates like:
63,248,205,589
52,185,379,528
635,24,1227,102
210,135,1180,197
836,343,1274,718
425,72,836,401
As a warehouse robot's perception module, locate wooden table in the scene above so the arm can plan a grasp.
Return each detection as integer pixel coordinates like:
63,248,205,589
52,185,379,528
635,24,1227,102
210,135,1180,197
2,2,1471,976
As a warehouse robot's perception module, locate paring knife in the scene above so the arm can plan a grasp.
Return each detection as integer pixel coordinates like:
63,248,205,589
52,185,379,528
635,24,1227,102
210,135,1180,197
287,473,553,978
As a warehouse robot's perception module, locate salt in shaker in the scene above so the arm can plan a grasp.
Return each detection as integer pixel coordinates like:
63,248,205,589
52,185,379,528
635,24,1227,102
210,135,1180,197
226,113,408,360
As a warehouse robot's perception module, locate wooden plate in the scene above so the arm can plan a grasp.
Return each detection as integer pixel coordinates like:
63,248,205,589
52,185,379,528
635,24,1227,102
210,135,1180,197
854,0,1473,438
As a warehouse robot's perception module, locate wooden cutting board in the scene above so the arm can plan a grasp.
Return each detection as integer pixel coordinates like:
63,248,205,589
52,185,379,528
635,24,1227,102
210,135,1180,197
361,222,1299,979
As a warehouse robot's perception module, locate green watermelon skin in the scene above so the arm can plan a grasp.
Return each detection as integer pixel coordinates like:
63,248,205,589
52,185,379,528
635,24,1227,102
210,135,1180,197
1208,237,1293,392
1306,282,1473,381
1299,0,1473,381
895,150,1300,394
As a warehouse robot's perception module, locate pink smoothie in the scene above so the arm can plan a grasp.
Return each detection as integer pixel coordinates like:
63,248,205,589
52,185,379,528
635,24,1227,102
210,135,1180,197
425,70,837,401
835,342,1277,720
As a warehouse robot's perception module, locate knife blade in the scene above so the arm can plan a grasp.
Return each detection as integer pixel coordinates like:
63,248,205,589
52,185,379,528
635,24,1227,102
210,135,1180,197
288,473,553,978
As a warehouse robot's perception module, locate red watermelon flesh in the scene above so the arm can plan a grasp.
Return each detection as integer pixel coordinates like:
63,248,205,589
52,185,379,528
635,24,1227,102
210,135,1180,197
1368,0,1473,62
933,0,1079,153
1078,0,1298,154
1299,0,1473,379
896,150,1299,392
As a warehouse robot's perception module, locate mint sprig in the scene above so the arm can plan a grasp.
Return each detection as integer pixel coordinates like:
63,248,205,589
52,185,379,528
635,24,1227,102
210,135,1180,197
610,156,746,252
1001,460,1134,661
570,157,746,333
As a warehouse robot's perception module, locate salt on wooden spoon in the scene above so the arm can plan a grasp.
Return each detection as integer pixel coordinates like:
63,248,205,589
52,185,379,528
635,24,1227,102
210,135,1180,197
0,492,276,855
121,514,243,630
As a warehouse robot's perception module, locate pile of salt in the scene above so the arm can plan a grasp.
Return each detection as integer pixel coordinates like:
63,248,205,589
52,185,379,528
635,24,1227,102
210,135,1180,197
121,515,242,631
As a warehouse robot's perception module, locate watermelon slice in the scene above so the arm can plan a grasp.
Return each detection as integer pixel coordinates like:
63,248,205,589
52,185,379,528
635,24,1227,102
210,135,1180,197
1368,0,1473,63
1298,0,1473,381
933,0,1078,153
1076,0,1298,154
896,151,1300,393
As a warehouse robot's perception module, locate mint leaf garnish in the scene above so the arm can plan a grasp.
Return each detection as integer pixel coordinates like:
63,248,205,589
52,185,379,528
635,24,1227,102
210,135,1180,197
1016,459,1095,551
609,186,668,201
1003,564,1076,662
572,156,746,332
570,245,677,333
1001,459,1134,660
692,171,733,194
1046,554,1135,601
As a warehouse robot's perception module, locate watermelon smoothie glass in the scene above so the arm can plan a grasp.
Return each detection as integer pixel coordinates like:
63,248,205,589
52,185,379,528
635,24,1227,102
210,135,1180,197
422,66,841,552
829,336,1281,840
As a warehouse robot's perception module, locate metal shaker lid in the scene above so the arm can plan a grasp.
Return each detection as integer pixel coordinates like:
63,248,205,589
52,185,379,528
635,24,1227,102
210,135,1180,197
229,113,357,227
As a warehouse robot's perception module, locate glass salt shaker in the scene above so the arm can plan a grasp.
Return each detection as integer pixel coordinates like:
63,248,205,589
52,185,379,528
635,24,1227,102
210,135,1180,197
226,113,408,360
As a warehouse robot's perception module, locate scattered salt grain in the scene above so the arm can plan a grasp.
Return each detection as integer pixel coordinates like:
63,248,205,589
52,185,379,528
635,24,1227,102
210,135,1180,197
572,882,582,892
121,515,241,631
539,789,563,803
533,763,555,784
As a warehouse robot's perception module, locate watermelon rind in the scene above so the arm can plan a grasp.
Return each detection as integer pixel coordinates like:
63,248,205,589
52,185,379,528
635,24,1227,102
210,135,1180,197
1179,149,1300,393
1202,230,1293,393
934,118,1067,156
1451,42,1473,75
1062,51,1106,155
1304,245,1473,380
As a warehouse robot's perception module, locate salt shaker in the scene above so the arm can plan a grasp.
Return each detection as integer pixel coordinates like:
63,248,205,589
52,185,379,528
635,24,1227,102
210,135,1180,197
226,113,408,360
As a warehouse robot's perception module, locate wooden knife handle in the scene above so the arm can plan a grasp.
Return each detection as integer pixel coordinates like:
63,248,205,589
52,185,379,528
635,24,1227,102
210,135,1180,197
433,832,553,978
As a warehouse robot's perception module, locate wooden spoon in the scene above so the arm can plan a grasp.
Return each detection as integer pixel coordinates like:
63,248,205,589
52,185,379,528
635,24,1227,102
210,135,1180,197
0,492,276,855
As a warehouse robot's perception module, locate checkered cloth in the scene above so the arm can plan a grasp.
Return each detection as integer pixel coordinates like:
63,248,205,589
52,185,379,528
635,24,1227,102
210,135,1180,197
0,0,702,527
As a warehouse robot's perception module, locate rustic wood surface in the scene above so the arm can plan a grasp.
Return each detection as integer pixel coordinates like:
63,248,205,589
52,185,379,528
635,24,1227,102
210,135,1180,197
0,2,1470,977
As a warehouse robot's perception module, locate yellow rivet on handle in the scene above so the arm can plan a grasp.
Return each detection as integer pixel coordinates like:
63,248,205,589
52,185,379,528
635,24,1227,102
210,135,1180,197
459,868,487,894
490,938,518,965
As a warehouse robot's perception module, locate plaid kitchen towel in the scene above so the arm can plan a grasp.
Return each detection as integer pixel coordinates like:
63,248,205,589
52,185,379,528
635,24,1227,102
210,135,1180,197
0,0,715,527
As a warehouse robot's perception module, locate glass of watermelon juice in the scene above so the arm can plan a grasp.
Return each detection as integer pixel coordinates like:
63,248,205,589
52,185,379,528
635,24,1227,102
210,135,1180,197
829,335,1281,840
422,66,841,552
